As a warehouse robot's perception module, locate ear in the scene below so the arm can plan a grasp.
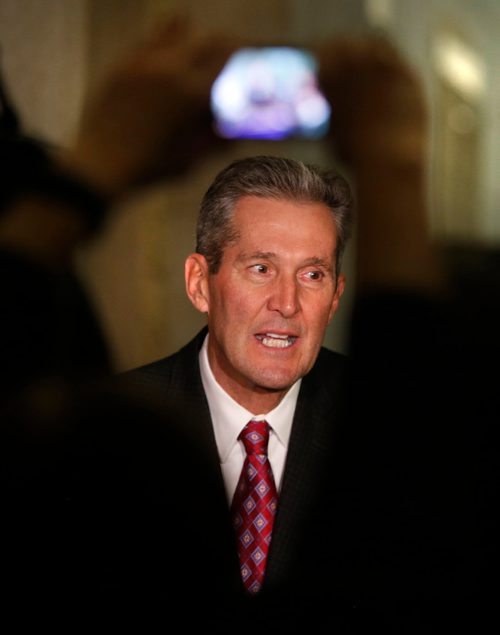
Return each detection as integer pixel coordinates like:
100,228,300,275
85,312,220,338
185,253,210,314
328,273,346,322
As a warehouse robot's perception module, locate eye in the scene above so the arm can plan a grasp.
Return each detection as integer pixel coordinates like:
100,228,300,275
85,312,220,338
250,264,269,274
304,270,324,281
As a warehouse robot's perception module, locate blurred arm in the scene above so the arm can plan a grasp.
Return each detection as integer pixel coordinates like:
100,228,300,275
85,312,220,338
317,36,445,294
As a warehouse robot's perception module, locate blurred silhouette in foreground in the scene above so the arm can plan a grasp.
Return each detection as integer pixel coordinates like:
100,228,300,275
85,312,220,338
318,36,500,633
0,17,240,630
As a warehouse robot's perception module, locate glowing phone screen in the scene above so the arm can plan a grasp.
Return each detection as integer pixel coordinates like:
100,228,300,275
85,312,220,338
211,47,330,140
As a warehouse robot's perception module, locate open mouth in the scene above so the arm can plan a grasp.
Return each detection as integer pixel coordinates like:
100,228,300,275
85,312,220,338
255,332,298,349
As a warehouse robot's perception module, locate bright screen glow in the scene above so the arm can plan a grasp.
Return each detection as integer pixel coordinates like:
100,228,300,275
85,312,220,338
211,47,331,140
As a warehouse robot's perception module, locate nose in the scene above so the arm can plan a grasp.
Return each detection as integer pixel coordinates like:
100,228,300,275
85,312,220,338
267,273,300,318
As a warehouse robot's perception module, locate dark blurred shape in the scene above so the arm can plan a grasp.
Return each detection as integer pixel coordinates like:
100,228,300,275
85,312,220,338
0,39,236,631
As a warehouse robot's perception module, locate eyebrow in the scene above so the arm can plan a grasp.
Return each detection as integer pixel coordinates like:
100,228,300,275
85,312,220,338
305,257,334,273
238,251,277,262
238,252,334,272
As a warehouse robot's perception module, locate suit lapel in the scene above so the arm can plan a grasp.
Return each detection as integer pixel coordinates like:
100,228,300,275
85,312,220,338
158,330,244,591
158,328,221,465
126,328,234,545
264,348,345,588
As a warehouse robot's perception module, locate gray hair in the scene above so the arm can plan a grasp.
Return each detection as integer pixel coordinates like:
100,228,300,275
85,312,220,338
196,155,353,277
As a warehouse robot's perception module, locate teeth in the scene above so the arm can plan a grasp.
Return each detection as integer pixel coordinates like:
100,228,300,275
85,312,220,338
262,337,291,348
257,333,296,348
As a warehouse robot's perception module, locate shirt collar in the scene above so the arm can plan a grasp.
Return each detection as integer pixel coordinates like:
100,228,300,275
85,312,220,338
199,333,301,462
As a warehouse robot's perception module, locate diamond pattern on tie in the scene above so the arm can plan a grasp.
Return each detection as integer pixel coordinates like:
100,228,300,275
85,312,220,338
231,420,278,595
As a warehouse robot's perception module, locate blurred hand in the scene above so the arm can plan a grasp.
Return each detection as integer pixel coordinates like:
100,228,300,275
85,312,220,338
316,36,443,293
316,36,428,169
63,16,239,198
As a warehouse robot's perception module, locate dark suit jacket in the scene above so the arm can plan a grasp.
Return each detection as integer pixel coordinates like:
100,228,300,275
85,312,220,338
122,326,354,633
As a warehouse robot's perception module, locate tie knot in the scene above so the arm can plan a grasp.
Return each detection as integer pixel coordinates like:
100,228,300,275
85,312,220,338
239,420,270,456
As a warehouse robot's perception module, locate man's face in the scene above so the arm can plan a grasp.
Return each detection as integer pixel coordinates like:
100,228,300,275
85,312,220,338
187,195,345,410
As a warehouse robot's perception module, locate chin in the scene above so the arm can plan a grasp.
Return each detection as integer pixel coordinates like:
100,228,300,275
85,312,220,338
252,369,301,392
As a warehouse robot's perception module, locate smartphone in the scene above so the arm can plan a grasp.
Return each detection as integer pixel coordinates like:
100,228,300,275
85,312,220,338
211,46,330,140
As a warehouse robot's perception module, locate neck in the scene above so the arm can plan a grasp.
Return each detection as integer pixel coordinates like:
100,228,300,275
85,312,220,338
206,347,288,414
226,385,287,415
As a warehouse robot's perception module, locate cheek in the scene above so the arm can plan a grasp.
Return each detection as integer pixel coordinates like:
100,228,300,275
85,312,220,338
306,295,338,334
208,281,252,324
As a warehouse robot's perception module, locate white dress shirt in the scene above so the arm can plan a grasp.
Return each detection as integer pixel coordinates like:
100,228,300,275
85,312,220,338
199,333,301,504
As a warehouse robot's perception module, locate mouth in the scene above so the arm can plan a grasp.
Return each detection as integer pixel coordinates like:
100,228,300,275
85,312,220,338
255,332,298,349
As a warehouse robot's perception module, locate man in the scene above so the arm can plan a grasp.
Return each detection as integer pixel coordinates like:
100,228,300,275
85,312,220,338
124,154,355,631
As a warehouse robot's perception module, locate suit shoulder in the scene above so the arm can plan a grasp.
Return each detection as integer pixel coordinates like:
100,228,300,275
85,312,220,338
315,346,349,374
123,353,176,379
299,346,348,406
118,329,206,397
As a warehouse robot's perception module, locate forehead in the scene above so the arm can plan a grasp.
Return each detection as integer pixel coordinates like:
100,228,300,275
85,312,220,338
231,195,338,255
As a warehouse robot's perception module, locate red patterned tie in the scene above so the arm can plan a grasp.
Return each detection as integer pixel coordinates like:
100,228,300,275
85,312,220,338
231,419,278,594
